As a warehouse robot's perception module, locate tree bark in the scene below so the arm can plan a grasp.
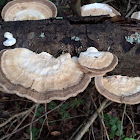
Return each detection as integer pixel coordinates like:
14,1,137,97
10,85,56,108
0,16,140,76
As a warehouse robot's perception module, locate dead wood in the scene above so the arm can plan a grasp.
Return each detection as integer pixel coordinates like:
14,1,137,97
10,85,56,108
0,16,140,76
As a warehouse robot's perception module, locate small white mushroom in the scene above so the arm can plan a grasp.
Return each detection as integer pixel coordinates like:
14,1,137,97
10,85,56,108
3,32,16,47
4,32,13,39
78,47,118,76
81,3,121,17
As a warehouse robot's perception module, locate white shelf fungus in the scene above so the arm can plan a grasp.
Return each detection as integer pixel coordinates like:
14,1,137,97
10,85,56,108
131,11,140,20
95,75,140,104
0,48,92,103
3,32,16,46
1,0,57,21
81,3,121,17
78,47,118,75
0,47,122,104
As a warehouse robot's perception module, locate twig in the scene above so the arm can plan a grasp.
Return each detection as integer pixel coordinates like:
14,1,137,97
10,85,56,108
90,94,110,140
0,104,36,128
73,99,109,140
125,112,135,137
37,116,47,139
98,97,110,140
101,112,110,140
91,126,96,140
30,104,39,140
6,115,22,134
129,105,135,137
125,4,137,18
104,101,112,108
119,104,126,140
0,101,65,140
69,123,83,140
44,103,50,130
126,0,131,13
103,0,114,4
6,107,34,140
48,114,87,123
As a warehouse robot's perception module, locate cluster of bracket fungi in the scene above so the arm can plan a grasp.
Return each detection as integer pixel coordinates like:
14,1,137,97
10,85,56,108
0,47,140,105
1,0,140,21
1,0,140,104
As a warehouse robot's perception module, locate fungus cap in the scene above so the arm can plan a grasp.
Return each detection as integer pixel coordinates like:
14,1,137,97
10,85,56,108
0,48,91,103
131,11,140,20
78,47,118,75
1,0,57,21
3,32,16,47
95,75,140,104
81,3,121,17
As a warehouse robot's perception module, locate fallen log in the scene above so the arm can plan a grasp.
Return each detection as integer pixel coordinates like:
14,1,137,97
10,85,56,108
0,16,140,76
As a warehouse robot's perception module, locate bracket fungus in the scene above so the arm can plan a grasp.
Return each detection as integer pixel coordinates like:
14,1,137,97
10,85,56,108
1,0,57,21
81,3,121,17
95,75,140,104
78,47,118,76
0,48,92,103
131,11,140,20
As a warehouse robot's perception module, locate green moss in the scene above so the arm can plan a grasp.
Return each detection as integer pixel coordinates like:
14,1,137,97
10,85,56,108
71,36,80,41
125,32,140,44
56,17,63,19
40,33,45,38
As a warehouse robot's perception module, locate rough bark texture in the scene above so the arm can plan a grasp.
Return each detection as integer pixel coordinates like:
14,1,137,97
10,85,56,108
0,16,140,77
